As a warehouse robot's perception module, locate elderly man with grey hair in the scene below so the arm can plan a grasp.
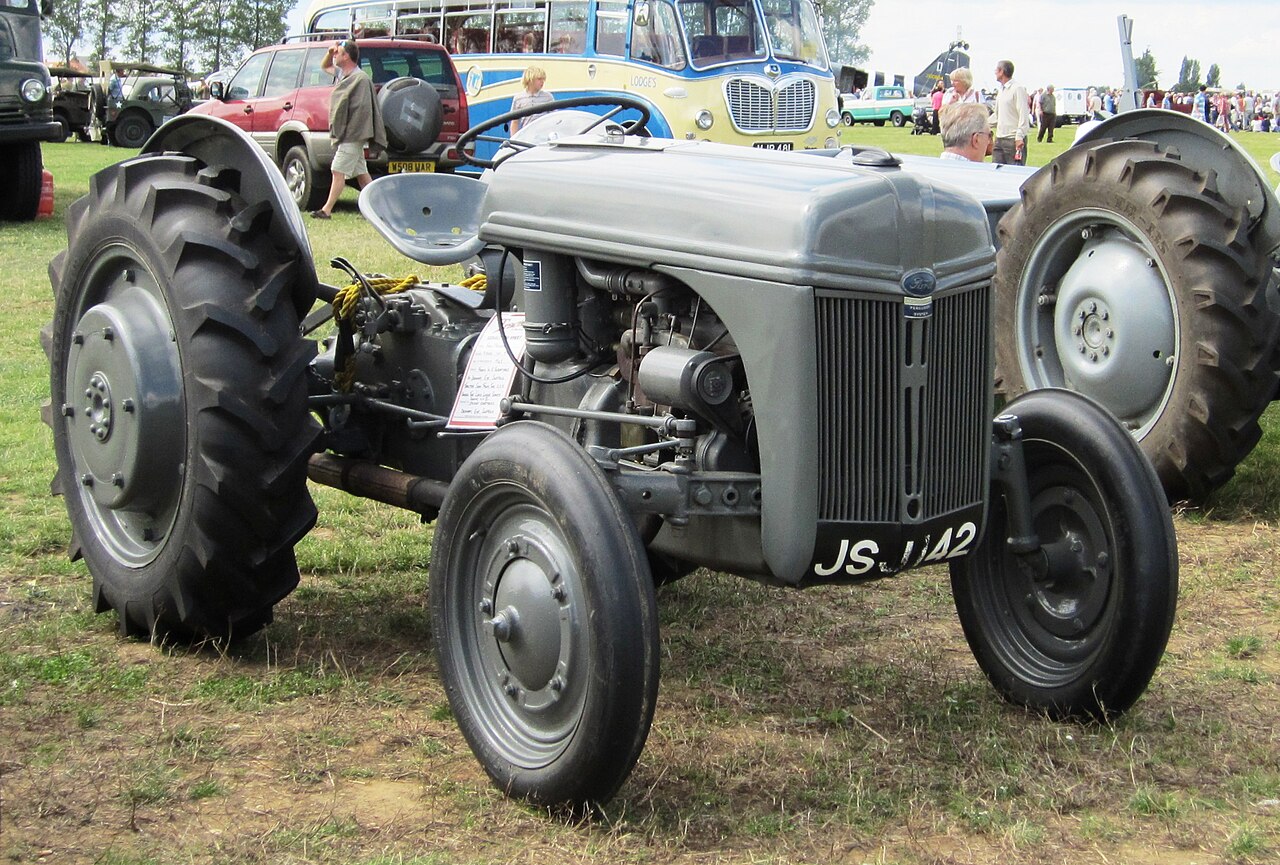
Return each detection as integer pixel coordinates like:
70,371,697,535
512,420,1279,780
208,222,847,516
939,102,992,162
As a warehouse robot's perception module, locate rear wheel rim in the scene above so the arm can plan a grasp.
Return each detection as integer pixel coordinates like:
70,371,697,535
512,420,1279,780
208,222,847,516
1014,208,1179,438
61,243,185,567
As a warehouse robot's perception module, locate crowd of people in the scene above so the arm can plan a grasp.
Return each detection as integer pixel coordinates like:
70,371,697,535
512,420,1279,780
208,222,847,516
933,60,1280,166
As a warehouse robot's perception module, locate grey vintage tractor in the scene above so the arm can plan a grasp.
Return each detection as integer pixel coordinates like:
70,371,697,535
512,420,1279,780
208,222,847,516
48,103,1181,809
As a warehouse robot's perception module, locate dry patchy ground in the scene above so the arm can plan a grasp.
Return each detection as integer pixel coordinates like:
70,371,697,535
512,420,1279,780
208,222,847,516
2,506,1279,865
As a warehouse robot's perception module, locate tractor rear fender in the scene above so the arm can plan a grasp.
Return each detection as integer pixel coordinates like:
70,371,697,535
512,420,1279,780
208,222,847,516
144,115,318,300
891,110,1280,257
1077,109,1280,256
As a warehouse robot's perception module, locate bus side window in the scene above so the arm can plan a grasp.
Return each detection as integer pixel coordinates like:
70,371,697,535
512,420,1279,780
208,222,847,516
594,2,626,56
547,0,587,54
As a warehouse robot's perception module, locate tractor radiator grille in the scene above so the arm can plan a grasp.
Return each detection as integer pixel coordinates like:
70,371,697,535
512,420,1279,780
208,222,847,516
815,286,990,524
725,77,816,132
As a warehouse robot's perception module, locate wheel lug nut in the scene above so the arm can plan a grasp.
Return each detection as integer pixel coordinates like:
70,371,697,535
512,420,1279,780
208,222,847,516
72,332,84,345
479,598,493,615
550,676,565,692
1088,301,1097,314
80,473,93,486
61,404,73,417
111,473,124,487
507,540,520,556
552,585,566,601
504,683,520,698
121,399,135,413
102,326,114,341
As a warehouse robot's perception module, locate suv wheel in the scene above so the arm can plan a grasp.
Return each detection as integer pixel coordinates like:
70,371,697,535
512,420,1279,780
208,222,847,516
282,145,327,212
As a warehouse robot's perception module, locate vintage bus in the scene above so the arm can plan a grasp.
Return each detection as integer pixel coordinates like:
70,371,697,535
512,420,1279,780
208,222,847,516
303,0,843,161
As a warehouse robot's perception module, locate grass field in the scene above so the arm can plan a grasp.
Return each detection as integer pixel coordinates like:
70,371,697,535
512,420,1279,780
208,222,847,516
2,128,1279,865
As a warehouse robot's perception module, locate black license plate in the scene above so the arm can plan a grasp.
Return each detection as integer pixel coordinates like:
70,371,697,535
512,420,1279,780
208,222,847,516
752,142,794,151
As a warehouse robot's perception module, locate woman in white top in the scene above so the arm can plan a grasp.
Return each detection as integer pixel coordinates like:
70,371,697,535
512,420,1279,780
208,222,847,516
942,67,981,106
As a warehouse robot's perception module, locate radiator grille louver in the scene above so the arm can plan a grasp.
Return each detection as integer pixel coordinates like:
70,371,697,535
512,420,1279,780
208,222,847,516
816,287,990,524
725,77,817,133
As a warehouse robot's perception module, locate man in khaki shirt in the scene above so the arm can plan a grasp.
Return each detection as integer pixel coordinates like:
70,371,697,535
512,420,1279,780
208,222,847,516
991,59,1029,165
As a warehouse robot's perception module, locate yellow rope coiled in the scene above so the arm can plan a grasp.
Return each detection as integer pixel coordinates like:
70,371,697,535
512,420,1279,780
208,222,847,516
332,275,418,392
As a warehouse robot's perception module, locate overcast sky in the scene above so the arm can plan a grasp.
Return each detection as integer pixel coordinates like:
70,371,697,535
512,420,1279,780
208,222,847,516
859,1,1279,92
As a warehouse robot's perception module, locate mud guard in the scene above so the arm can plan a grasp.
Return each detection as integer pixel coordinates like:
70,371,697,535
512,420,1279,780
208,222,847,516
1079,109,1280,255
144,115,318,300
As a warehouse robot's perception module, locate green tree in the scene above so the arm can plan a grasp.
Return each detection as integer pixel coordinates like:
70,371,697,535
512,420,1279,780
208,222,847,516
83,0,122,61
195,0,238,70
818,0,874,67
122,0,159,63
1174,56,1200,93
1206,63,1220,88
1134,48,1158,89
232,0,290,54
160,0,201,71
43,0,86,66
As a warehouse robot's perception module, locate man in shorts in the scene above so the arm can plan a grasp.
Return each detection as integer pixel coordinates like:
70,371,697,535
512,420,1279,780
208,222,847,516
312,40,387,219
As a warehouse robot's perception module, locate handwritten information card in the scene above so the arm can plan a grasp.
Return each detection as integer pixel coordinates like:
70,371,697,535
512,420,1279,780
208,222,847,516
447,313,527,430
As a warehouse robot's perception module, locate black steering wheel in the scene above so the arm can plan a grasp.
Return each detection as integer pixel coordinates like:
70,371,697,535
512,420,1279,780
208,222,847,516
457,94,652,169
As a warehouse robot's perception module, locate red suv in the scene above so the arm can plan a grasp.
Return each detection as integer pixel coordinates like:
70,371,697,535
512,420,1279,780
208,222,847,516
190,38,469,211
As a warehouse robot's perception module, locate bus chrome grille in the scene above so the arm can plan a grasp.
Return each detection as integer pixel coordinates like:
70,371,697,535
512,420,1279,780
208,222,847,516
815,285,990,524
725,77,816,133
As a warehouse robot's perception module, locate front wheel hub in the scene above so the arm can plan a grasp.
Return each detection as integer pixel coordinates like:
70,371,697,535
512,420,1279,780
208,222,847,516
481,532,573,714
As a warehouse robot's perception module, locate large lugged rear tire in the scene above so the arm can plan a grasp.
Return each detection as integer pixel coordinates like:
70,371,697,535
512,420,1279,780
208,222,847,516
430,422,660,808
951,390,1177,720
47,153,319,640
995,139,1280,502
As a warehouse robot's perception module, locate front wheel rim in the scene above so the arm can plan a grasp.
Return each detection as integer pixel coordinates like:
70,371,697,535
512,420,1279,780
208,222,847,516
61,244,185,567
448,485,589,769
1014,208,1179,438
980,443,1117,687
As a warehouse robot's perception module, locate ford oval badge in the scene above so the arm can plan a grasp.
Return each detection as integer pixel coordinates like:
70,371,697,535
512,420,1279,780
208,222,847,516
902,269,936,319
902,268,936,297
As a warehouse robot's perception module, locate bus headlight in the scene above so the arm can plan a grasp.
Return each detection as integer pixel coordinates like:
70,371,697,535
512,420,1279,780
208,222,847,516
20,78,47,103
825,108,840,128
695,110,714,131
825,137,839,148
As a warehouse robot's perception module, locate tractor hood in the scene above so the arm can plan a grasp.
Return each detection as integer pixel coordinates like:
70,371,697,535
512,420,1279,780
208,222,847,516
478,137,996,294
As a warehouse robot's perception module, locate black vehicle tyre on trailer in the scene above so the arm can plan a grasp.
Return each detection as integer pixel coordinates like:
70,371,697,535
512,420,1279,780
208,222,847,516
994,138,1280,502
281,145,326,212
113,113,153,148
47,153,319,640
430,421,660,808
0,142,43,221
53,111,72,141
951,389,1177,720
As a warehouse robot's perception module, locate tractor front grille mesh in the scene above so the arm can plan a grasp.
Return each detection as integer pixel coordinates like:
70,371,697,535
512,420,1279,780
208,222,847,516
815,286,990,524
